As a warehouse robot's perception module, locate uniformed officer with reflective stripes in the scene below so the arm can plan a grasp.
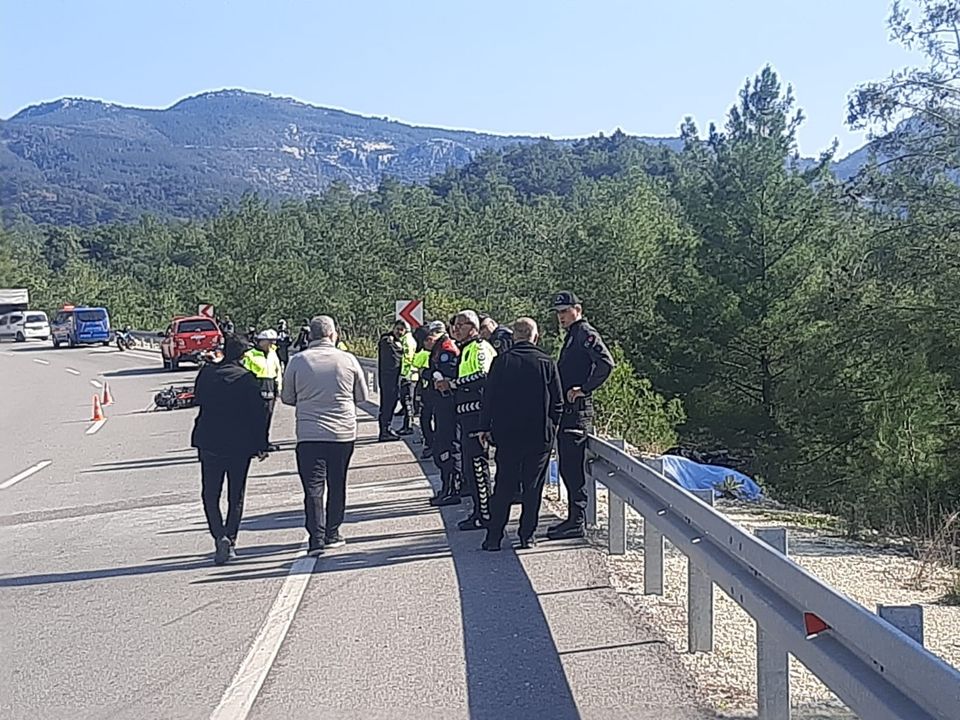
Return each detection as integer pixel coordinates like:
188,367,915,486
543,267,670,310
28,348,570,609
547,290,615,540
437,310,496,529
426,321,462,506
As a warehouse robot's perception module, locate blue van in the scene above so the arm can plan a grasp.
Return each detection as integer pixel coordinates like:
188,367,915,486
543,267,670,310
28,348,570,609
51,306,112,348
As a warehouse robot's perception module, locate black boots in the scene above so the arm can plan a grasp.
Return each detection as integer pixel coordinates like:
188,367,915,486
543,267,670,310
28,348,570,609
546,518,585,540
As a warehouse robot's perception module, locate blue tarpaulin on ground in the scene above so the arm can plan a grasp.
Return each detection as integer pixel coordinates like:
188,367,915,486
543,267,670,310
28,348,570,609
660,455,763,501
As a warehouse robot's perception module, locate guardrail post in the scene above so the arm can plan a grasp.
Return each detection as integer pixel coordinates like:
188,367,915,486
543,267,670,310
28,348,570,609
755,527,790,720
640,457,664,595
687,488,714,653
877,604,924,645
608,492,626,555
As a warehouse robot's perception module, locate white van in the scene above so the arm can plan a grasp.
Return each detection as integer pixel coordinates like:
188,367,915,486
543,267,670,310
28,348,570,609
0,310,51,342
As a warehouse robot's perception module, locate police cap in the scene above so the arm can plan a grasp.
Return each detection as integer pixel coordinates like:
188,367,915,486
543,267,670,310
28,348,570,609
551,290,581,311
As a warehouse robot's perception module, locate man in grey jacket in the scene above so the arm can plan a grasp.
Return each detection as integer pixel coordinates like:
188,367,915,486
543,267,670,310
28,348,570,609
281,315,370,555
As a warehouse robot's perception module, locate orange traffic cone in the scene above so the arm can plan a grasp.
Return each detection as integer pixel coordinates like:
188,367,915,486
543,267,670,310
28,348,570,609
91,395,105,422
102,383,114,406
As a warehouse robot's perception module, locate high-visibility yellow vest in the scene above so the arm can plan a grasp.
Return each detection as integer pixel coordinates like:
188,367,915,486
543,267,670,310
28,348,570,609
243,346,283,390
400,333,417,380
458,337,495,378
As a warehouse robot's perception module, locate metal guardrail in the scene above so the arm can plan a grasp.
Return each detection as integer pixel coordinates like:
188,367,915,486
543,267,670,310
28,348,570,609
586,437,960,720
128,330,163,352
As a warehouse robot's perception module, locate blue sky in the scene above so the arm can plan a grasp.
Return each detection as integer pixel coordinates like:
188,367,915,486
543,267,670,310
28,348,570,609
1,0,920,157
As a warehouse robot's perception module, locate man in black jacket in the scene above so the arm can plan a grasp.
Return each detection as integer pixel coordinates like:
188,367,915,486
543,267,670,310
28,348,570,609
377,320,408,441
479,318,563,550
191,334,269,565
547,290,616,540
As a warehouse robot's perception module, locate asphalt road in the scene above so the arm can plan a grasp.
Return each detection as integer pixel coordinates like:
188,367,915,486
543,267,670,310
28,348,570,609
0,341,711,720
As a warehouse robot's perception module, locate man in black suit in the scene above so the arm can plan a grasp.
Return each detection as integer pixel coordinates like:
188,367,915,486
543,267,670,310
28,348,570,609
479,318,563,551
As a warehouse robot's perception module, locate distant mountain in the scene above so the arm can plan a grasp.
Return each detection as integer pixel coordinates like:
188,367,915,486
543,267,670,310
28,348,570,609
0,90,872,226
0,90,689,226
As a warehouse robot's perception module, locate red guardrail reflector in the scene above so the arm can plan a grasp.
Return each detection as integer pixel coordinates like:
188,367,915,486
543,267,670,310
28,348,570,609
804,612,831,638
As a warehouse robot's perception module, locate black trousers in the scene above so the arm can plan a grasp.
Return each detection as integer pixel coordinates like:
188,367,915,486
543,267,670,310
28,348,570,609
379,373,399,434
399,378,414,428
419,390,435,449
486,443,551,542
459,412,492,521
558,429,588,524
432,397,457,492
295,441,355,543
199,451,252,543
264,397,276,441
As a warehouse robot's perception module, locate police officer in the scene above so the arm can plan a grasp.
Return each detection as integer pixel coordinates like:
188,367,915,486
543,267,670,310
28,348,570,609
426,321,462,506
397,325,418,436
412,343,433,457
480,316,514,354
276,319,292,370
438,310,496,530
243,329,284,453
547,291,615,540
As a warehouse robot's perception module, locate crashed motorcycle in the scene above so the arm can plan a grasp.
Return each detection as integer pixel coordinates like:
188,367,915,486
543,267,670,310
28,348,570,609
115,328,135,351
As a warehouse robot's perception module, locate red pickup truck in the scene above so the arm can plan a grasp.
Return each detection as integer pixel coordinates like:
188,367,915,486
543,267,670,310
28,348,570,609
159,316,223,371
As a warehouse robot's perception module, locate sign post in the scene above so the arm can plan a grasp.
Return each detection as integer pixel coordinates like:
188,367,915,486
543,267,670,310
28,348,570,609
395,300,424,329
198,304,215,319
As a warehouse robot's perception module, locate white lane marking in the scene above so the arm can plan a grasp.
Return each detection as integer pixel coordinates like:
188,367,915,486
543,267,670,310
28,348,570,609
86,419,107,435
65,368,81,375
91,380,104,389
210,546,315,720
33,358,50,365
1,460,52,490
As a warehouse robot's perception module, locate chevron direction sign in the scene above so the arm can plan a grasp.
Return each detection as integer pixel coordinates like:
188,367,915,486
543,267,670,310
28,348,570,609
395,299,424,329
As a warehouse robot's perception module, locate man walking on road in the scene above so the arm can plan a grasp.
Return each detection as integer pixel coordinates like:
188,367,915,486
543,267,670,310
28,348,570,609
547,291,615,541
377,320,408,442
191,334,269,565
281,315,370,556
480,318,563,551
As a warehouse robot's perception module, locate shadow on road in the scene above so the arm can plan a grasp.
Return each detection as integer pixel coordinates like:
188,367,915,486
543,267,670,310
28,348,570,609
0,542,307,588
102,366,176,378
82,455,198,474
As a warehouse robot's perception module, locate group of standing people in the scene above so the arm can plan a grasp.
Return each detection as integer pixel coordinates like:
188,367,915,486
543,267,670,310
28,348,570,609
376,291,615,551
189,289,614,565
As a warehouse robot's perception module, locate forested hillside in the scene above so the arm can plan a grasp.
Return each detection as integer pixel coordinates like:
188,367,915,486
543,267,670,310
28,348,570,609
3,4,959,544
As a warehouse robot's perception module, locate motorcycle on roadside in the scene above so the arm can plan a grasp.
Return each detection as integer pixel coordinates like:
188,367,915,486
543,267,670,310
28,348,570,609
115,327,135,351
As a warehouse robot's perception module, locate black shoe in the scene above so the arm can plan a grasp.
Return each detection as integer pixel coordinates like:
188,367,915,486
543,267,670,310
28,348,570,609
430,494,461,507
378,432,400,442
397,427,414,436
518,536,537,549
546,520,585,540
324,532,346,548
481,539,501,552
420,447,432,459
307,540,325,557
214,536,232,565
458,516,486,531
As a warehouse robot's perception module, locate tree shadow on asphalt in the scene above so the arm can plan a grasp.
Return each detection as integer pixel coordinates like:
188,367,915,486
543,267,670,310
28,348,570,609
81,455,198,473
0,542,306,587
102,367,177,378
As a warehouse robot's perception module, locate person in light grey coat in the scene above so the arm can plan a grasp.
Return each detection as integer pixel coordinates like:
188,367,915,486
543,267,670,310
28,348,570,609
281,315,369,555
